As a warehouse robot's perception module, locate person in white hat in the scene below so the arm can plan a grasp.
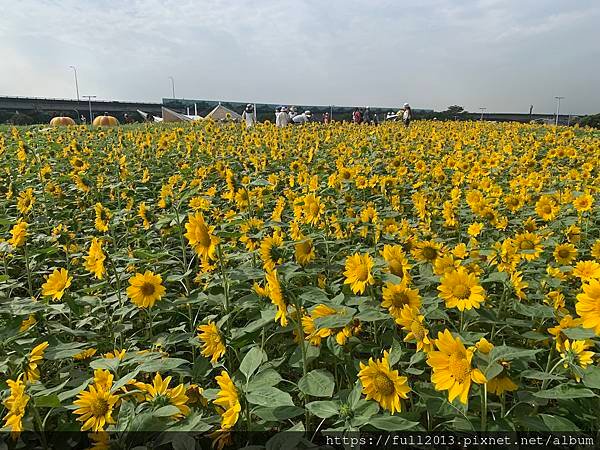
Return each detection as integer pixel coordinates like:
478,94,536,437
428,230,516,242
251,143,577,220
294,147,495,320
292,110,312,124
241,104,256,129
276,106,290,128
402,103,412,127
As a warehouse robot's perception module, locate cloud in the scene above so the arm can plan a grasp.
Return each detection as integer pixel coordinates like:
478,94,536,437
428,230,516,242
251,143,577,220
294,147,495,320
1,0,599,113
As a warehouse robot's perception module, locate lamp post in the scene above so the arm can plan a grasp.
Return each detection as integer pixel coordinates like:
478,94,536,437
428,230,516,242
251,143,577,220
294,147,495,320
69,65,80,102
554,96,564,126
83,95,96,123
168,76,175,99
479,107,486,121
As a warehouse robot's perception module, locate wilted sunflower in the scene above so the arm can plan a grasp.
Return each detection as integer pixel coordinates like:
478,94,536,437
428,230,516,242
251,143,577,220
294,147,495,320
214,371,241,430
381,281,421,321
343,253,375,295
185,212,220,262
41,268,72,301
427,330,486,405
197,321,226,363
358,350,411,414
438,267,485,311
576,279,600,335
126,270,166,309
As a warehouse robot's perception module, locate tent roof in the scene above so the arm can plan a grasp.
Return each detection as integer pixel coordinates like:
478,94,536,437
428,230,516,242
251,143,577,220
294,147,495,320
162,107,193,122
205,104,242,121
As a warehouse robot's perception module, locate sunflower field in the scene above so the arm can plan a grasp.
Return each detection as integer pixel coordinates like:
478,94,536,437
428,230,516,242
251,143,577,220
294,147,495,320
1,120,600,447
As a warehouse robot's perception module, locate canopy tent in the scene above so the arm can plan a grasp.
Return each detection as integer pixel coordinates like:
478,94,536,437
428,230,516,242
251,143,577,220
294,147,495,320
137,109,163,122
204,103,242,122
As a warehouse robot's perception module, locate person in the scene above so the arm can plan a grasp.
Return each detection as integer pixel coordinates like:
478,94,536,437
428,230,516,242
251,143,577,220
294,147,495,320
323,112,330,124
80,115,87,124
402,103,412,127
292,110,312,124
372,113,379,125
241,104,256,129
386,111,396,121
276,106,290,128
363,107,371,124
352,108,362,124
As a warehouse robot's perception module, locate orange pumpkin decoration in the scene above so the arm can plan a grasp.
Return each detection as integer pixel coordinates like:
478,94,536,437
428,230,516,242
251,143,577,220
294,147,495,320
50,116,76,126
92,115,120,127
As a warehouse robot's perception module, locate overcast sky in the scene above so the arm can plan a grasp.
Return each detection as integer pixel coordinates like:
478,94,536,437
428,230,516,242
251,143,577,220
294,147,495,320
1,0,599,113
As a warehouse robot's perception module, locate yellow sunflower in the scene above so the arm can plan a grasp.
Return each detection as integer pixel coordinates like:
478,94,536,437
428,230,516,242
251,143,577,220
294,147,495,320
427,330,486,405
73,385,119,432
214,371,241,430
398,307,432,352
412,240,444,263
3,378,30,435
84,238,106,280
573,260,600,282
142,373,190,419
576,279,600,335
381,281,421,321
197,321,226,363
560,339,594,381
259,231,284,271
266,269,288,327
302,193,325,226
24,341,49,383
185,212,220,262
94,203,111,233
343,253,375,295
438,267,485,311
126,270,166,309
41,268,72,301
573,193,594,213
380,244,412,280
239,218,264,251
17,188,35,215
9,219,28,247
553,243,578,265
295,238,316,266
513,231,543,261
358,350,411,414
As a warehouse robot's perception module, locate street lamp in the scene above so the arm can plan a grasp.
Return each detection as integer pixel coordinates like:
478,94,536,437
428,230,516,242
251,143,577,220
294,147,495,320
83,95,96,123
554,96,564,126
168,76,175,99
69,66,80,102
479,107,486,121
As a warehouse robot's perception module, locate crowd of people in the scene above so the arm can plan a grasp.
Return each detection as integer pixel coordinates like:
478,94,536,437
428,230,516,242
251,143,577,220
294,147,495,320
241,103,413,129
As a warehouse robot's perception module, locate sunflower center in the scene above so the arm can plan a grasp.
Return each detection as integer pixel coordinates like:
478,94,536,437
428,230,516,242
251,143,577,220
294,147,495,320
355,264,370,282
452,283,471,300
422,246,438,261
448,353,470,383
141,282,156,296
557,248,570,258
309,202,320,216
198,228,212,247
520,240,534,250
373,373,395,396
391,291,410,308
90,397,109,417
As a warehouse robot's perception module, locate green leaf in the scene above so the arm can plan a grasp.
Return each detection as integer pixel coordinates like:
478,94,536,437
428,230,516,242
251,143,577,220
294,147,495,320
485,362,504,380
266,425,304,450
253,406,305,421
34,394,62,408
305,400,340,418
112,369,141,393
298,370,335,398
520,370,566,381
299,287,329,304
562,327,597,340
489,345,541,363
313,309,354,330
483,272,508,283
240,346,265,381
369,415,420,431
246,387,295,407
247,369,282,391
541,414,580,431
58,378,91,402
153,405,181,417
138,357,189,372
533,385,597,399
89,357,120,372
583,365,600,389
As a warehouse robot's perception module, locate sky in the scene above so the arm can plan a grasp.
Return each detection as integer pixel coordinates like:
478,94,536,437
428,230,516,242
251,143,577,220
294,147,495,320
0,0,599,114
